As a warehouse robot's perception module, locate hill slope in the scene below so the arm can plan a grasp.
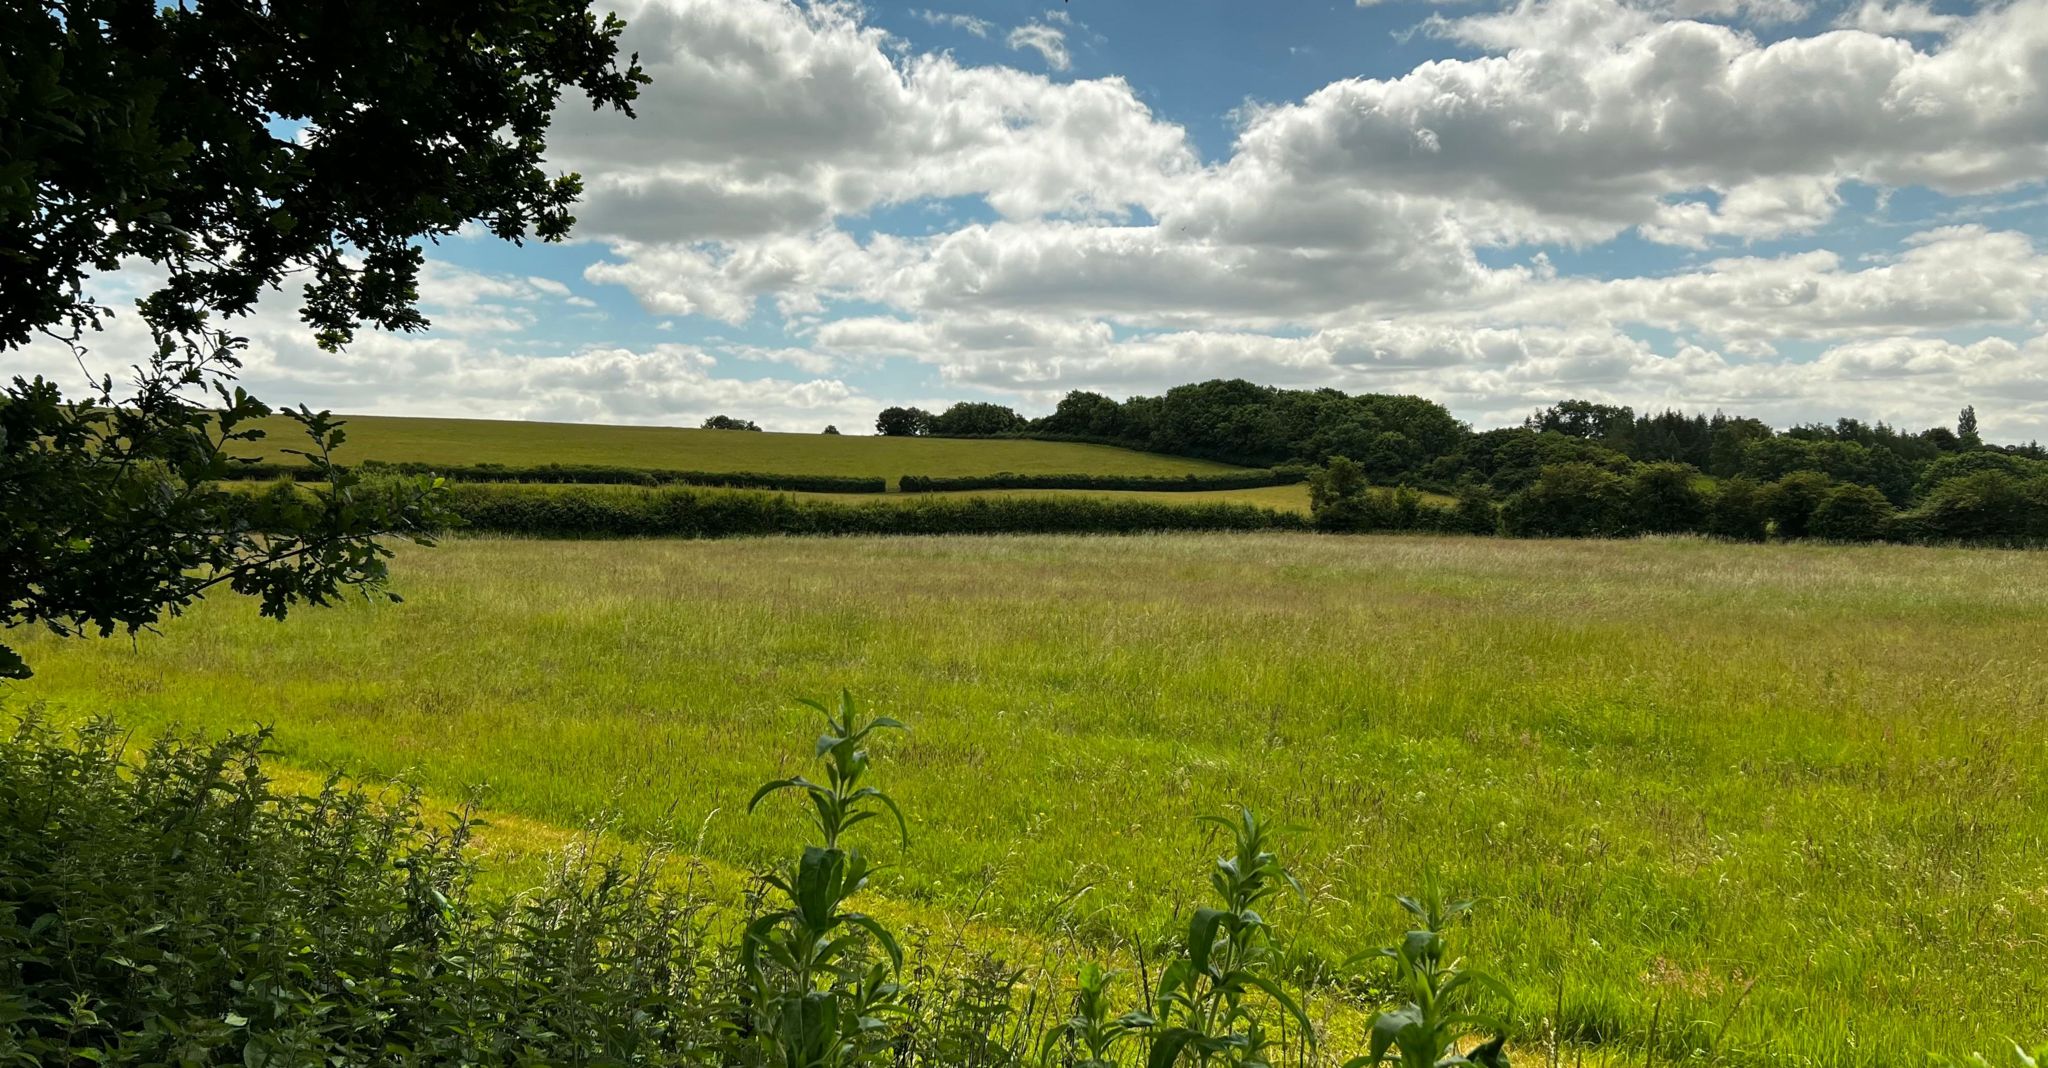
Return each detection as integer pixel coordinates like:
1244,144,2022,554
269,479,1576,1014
238,413,1243,482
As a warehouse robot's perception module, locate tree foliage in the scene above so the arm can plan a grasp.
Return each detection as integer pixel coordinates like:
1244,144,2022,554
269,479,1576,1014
875,407,933,437
0,0,648,675
927,402,1028,437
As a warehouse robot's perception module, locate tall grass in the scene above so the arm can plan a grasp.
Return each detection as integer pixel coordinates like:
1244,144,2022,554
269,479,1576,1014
8,533,2046,1065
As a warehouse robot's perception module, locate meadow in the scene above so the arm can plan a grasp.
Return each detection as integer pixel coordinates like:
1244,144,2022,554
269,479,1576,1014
9,532,2045,1066
237,413,1242,484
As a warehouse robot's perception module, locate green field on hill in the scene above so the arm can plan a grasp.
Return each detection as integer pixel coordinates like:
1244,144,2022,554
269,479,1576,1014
10,532,2044,1067
239,413,1241,485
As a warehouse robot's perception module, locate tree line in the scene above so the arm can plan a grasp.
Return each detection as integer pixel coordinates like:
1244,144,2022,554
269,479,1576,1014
873,384,2048,543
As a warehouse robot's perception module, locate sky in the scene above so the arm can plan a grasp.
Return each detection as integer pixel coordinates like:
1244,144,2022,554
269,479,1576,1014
23,0,2048,440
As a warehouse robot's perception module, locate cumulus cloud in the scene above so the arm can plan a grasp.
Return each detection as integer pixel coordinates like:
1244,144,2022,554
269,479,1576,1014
30,0,2048,442
502,0,2048,438
548,0,1191,246
1834,0,1962,36
11,260,875,431
1259,0,2048,246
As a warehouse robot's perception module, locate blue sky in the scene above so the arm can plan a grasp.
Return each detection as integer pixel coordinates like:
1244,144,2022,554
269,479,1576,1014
24,0,2048,441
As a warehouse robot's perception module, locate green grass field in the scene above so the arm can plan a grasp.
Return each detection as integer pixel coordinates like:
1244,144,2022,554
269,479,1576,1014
240,413,1243,485
9,533,2046,1065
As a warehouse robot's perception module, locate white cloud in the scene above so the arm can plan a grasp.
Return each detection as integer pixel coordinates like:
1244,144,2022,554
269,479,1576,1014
1238,0,2048,246
1007,21,1071,71
548,0,1190,246
29,0,2048,444
1834,0,1962,36
916,9,993,37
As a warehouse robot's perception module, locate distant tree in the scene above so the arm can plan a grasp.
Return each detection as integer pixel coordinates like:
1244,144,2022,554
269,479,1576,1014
927,402,1027,437
1526,400,1636,449
1705,477,1769,541
1904,470,2048,542
1445,428,1630,495
1958,405,1982,449
1627,462,1709,534
1809,483,1893,542
1500,463,1631,538
874,407,933,437
1706,415,1775,478
1034,390,1125,438
1760,471,1835,539
1307,457,1372,531
1631,409,1714,468
1914,451,2048,497
822,425,842,435
701,415,762,431
1449,480,1501,535
0,1,647,678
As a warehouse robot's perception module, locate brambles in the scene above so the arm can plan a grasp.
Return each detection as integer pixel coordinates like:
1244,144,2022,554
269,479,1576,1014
0,715,724,1066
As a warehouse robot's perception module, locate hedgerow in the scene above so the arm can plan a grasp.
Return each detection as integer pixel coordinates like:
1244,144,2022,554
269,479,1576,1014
898,468,1306,493
223,459,887,494
441,483,1309,538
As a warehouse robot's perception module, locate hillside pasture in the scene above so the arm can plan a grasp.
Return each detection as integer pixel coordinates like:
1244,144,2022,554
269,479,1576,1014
237,413,1243,485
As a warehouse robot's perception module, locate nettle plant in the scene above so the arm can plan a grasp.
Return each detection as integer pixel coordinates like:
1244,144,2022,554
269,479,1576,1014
743,691,912,1068
1039,962,1156,1068
1145,808,1315,1068
1347,890,1513,1068
737,695,1520,1068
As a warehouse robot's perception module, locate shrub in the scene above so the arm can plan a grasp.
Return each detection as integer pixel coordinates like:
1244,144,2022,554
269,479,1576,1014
1627,462,1709,534
1446,481,1502,535
1760,471,1834,539
0,716,727,1067
1911,451,2048,498
1898,470,2048,543
1308,457,1373,531
1810,483,1894,542
1705,477,1768,541
1500,463,1631,538
703,415,763,431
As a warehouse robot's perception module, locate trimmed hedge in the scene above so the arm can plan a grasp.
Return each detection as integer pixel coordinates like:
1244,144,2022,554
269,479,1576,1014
222,459,886,494
442,483,1309,538
897,468,1306,493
